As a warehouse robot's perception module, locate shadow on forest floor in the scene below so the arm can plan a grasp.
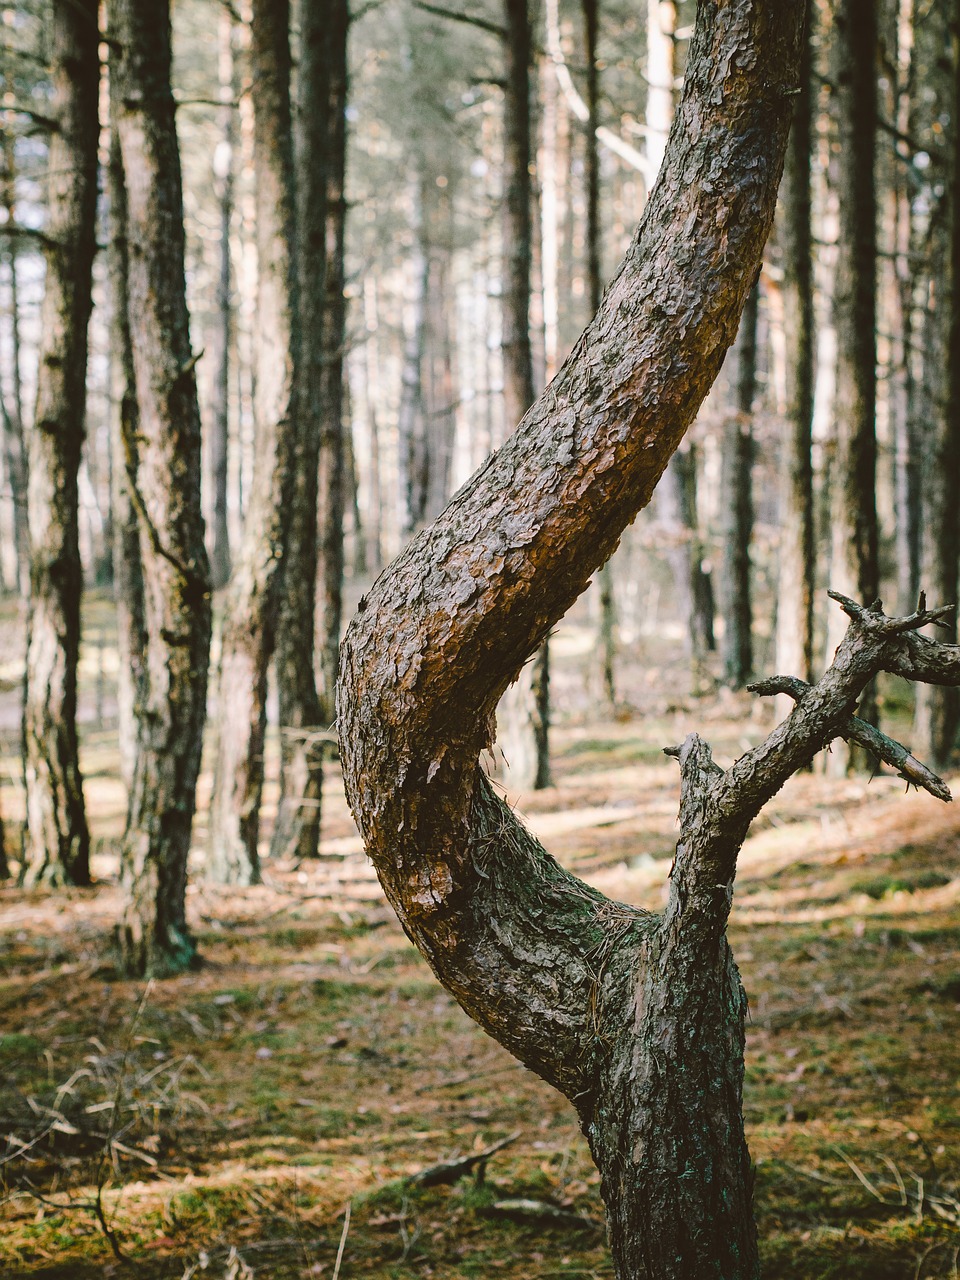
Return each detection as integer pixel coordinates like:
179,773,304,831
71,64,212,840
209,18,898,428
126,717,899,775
1,596,959,1278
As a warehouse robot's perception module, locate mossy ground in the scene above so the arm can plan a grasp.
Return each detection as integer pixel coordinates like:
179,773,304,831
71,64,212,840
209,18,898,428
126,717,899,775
0,596,958,1277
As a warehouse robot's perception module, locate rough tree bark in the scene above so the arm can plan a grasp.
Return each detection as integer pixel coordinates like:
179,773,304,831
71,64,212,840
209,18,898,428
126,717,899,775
497,0,550,791
582,0,617,708
208,8,237,593
272,0,348,862
915,0,960,770
113,0,212,976
774,0,816,715
208,0,298,885
107,101,147,793
21,0,99,887
339,6,809,1275
0,133,29,600
826,0,879,759
720,282,757,688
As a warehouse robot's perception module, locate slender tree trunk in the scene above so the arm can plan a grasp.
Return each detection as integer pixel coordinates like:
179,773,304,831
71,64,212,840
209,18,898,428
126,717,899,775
208,9,236,592
21,0,99,887
775,0,816,717
113,0,212,976
0,135,29,599
580,0,616,707
497,0,550,790
363,274,384,572
338,10,805,1276
721,283,757,689
272,0,348,862
315,9,349,717
916,2,960,768
208,0,298,884
827,0,879,763
398,167,430,539
107,109,147,793
0,792,8,881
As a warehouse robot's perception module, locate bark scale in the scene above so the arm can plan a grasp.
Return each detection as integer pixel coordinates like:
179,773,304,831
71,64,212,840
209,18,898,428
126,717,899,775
21,0,99,887
113,0,212,976
209,0,298,885
339,6,805,1275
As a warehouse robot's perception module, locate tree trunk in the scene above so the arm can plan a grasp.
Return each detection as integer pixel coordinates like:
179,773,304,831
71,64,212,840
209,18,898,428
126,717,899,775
775,0,816,718
720,283,757,689
826,0,879,761
272,0,348,862
497,0,550,791
915,1,960,769
315,6,349,718
339,6,804,1274
107,106,147,794
112,0,212,976
397,167,430,539
21,0,98,888
208,0,298,885
581,0,616,707
0,133,30,600
208,8,236,592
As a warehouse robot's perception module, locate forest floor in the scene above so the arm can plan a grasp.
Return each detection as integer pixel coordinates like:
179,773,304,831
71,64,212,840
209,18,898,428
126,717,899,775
1,592,959,1279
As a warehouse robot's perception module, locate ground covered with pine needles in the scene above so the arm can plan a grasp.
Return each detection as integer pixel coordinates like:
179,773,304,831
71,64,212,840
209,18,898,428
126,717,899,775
1,598,959,1278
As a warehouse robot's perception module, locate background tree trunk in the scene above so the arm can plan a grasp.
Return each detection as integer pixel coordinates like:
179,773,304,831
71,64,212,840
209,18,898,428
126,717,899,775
208,0,298,885
775,0,816,719
272,0,349,862
21,0,99,888
113,0,212,976
915,0,960,769
0,133,30,600
720,283,757,689
826,0,879,763
208,8,237,593
107,109,146,794
497,0,551,791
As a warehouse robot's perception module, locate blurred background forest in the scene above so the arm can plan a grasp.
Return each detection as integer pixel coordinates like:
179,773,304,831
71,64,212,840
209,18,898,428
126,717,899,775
1,0,960,1276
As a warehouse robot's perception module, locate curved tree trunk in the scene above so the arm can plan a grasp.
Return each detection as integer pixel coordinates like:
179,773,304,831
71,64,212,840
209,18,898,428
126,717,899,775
208,0,298,885
339,6,805,1275
21,0,99,888
113,0,212,976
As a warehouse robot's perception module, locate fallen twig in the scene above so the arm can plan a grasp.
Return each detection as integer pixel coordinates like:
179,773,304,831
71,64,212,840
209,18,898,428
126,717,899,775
408,1131,520,1187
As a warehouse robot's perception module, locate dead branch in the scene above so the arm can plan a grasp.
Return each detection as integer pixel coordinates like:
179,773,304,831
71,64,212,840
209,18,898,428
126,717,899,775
480,1197,602,1230
408,1130,520,1187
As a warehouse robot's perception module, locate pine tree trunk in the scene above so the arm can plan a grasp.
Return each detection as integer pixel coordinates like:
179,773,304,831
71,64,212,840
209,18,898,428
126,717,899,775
721,284,757,689
21,0,98,888
208,9,236,593
775,0,816,716
208,0,298,884
398,167,430,539
315,6,348,718
338,10,804,1274
0,134,30,600
497,0,550,790
112,0,212,976
272,0,347,862
826,0,879,762
107,111,147,794
916,1,960,769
